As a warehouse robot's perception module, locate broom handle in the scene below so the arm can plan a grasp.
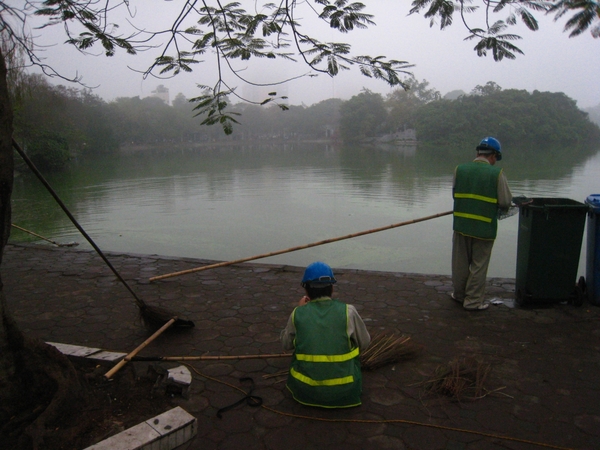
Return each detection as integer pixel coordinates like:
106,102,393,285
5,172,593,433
150,210,453,282
104,318,177,379
12,139,143,306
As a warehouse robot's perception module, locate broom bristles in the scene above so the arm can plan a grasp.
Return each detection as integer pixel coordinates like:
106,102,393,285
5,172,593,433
139,304,195,329
360,331,421,371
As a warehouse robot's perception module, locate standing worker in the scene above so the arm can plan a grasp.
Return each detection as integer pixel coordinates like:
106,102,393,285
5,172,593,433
451,137,512,311
281,261,370,408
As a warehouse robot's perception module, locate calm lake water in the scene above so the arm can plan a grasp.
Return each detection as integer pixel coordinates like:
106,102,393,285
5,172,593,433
9,142,600,279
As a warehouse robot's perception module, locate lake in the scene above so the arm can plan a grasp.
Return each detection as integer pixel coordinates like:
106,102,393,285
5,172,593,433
9,142,600,279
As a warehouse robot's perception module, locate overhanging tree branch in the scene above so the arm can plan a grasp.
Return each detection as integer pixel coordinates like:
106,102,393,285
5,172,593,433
4,0,598,134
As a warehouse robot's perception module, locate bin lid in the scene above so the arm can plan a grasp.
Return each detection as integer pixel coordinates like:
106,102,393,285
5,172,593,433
586,194,600,213
523,198,587,209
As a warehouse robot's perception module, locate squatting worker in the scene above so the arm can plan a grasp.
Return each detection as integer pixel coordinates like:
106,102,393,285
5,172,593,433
451,137,512,311
280,261,371,408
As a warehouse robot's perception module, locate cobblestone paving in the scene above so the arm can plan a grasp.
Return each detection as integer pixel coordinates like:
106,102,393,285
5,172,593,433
3,244,600,450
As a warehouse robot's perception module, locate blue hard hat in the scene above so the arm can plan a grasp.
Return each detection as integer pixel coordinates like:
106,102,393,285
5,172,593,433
476,137,502,161
301,262,337,287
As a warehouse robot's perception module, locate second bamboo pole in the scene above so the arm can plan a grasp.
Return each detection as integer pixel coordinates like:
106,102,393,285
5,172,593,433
150,210,453,282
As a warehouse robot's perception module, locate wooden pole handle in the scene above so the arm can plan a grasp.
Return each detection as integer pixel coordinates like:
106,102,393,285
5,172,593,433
104,317,177,379
149,210,453,282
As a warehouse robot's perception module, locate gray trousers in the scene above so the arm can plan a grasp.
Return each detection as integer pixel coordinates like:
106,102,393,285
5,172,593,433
452,231,495,308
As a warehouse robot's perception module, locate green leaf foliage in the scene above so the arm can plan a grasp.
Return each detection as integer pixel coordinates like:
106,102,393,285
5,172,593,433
190,87,241,136
549,0,600,37
26,131,71,172
12,74,119,158
385,78,441,130
319,1,376,32
339,89,389,140
410,0,599,61
36,1,136,56
411,88,600,147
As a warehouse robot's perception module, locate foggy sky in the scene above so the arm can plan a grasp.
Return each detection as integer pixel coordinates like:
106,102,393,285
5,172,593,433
27,2,600,109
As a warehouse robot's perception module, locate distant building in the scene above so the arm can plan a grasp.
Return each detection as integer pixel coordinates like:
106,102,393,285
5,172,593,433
151,85,170,105
393,128,417,142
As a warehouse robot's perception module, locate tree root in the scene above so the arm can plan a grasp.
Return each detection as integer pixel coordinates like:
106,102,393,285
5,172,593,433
0,311,85,450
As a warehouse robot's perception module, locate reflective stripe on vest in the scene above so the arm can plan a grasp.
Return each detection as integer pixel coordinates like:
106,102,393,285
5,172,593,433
295,347,359,363
290,367,354,386
454,212,492,223
454,192,498,204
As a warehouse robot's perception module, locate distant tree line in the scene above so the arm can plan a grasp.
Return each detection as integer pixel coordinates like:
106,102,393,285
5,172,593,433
11,73,344,170
11,74,600,171
413,85,600,148
338,80,600,148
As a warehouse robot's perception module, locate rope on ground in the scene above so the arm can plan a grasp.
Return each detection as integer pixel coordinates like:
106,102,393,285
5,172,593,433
181,363,574,450
215,377,262,418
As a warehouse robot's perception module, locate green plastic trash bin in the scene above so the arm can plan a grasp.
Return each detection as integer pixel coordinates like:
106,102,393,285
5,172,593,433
515,198,588,306
586,194,600,306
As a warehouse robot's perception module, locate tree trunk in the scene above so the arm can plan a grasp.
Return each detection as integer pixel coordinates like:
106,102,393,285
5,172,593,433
0,49,85,450
0,44,19,423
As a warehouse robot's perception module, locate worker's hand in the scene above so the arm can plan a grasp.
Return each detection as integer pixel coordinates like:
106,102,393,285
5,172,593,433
299,296,310,306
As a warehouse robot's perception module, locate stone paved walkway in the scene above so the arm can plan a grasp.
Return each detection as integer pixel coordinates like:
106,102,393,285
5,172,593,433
3,243,600,450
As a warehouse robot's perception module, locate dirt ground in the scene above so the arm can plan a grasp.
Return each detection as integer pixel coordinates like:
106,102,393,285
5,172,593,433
2,359,176,450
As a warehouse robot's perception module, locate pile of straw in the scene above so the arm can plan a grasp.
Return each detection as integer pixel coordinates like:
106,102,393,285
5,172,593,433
360,331,421,371
422,357,502,401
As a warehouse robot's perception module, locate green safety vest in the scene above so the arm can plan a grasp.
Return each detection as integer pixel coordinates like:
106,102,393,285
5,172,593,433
453,161,502,240
286,298,362,408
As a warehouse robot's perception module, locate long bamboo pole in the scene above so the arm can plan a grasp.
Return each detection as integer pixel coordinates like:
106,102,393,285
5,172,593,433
104,318,177,379
130,353,292,362
149,210,453,282
11,223,62,246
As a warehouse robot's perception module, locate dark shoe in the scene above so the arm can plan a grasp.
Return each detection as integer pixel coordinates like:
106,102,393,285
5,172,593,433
464,303,489,311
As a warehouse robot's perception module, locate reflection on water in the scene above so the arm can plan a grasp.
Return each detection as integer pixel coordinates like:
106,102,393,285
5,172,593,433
10,142,600,278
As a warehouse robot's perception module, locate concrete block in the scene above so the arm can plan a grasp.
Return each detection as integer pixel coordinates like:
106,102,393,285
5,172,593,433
167,366,192,386
84,407,196,450
47,341,127,366
145,407,197,449
84,422,160,450
166,366,192,398
47,342,101,358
